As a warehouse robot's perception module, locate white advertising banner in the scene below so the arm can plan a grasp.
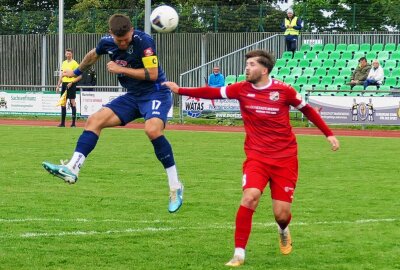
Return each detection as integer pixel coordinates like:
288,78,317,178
308,96,400,125
181,95,242,118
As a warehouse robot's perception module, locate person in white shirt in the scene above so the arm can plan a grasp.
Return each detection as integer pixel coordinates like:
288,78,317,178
363,59,384,89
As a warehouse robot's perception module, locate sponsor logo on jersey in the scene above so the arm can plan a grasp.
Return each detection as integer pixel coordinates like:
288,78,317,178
127,45,134,54
247,93,255,98
269,91,280,101
115,60,128,67
144,47,154,56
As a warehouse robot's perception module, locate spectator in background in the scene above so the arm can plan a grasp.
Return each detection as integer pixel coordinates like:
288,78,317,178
208,66,225,87
281,8,302,56
347,57,371,88
78,66,97,91
363,59,384,89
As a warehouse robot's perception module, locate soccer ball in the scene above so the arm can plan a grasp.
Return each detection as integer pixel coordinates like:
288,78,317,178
150,5,179,33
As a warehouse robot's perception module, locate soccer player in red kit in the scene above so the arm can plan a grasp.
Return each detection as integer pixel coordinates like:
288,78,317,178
163,50,340,267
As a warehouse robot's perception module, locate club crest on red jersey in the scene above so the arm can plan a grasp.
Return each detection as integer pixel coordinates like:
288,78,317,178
269,91,279,101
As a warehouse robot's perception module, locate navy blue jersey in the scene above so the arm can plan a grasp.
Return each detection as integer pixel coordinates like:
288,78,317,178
96,30,170,98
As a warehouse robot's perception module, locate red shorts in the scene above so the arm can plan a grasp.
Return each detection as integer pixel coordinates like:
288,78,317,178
242,156,298,203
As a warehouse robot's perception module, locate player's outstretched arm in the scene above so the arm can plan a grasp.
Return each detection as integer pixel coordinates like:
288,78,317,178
163,81,180,93
162,82,225,99
327,136,340,151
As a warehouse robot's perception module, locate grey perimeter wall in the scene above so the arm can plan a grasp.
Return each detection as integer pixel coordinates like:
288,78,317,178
1,32,400,87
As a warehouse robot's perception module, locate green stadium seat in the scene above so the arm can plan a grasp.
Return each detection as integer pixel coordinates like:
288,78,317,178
291,68,303,77
321,76,333,86
281,51,293,60
353,51,365,60
360,43,371,52
333,76,346,86
341,51,353,60
335,43,347,52
315,68,327,77
371,43,384,51
347,44,359,52
322,59,335,68
317,51,329,60
377,51,390,61
383,68,391,77
302,67,315,77
284,77,296,85
390,51,400,60
397,44,400,51
278,67,291,77
383,60,397,69
384,77,397,86
314,84,327,92
237,74,246,82
384,43,396,52
335,59,347,69
366,51,377,60
300,44,311,52
312,43,324,52
305,51,317,60
391,69,400,77
352,85,364,91
323,43,335,52
309,76,320,85
334,91,347,96
275,59,287,68
270,68,278,78
298,59,310,68
365,85,377,91
310,59,322,68
379,85,391,90
339,84,351,91
327,68,340,77
293,51,305,60
292,84,302,92
286,59,299,68
296,76,308,85
329,51,341,60
225,75,236,85
340,69,352,77
347,59,359,69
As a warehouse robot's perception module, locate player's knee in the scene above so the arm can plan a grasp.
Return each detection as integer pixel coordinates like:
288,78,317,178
241,194,260,209
144,125,163,139
274,208,291,222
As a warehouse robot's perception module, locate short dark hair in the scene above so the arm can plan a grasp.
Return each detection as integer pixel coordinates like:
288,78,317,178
109,14,132,36
245,50,275,73
359,57,367,62
65,48,73,53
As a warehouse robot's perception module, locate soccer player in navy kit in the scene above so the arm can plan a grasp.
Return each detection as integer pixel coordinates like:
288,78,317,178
42,14,183,213
164,50,340,266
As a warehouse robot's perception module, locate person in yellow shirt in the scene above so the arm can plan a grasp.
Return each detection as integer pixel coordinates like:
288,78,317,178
280,8,303,56
56,48,81,127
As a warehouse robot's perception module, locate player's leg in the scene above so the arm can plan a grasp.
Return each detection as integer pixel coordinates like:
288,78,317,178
141,93,183,213
68,84,77,127
59,83,68,127
269,155,298,255
226,159,268,267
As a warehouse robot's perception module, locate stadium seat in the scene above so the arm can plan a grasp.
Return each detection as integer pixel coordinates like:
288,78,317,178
281,51,293,60
391,69,400,77
298,59,310,68
286,59,299,68
292,84,302,92
365,85,377,90
237,74,245,82
384,77,397,87
352,85,364,91
353,51,365,60
366,51,377,60
347,59,359,69
341,51,353,60
305,51,317,60
340,69,352,77
323,43,335,52
384,43,396,52
296,76,308,85
335,59,347,69
322,59,335,68
317,51,329,60
360,43,371,52
312,43,324,52
270,69,278,78
333,76,346,86
284,77,295,85
390,51,400,60
397,44,400,51
347,44,359,52
275,59,287,68
278,67,291,77
383,60,397,69
327,68,340,77
335,43,347,52
293,51,305,60
291,68,303,77
371,43,384,51
300,44,311,52
379,85,391,90
225,75,236,85
315,67,327,77
309,77,320,86
302,67,315,77
377,51,390,61
310,59,322,68
329,51,341,60
383,68,391,77
314,84,327,92
321,76,333,86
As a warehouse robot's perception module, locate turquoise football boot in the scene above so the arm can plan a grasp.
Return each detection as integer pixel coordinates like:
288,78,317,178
42,161,78,184
168,185,183,213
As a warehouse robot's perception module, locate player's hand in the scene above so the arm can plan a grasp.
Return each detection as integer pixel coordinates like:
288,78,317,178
162,81,180,94
67,82,72,89
107,61,123,74
327,136,340,151
63,70,75,77
55,85,60,93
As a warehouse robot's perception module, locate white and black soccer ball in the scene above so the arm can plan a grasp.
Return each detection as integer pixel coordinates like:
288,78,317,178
150,5,179,33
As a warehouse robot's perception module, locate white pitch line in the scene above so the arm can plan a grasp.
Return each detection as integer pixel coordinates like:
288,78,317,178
0,218,397,239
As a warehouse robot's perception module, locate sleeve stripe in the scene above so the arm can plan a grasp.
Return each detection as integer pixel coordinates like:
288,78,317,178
295,99,306,109
220,87,227,98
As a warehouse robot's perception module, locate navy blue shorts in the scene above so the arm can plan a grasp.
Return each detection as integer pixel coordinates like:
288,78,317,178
105,91,172,125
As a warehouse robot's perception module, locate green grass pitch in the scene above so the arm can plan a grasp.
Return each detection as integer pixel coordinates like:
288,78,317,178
0,125,399,269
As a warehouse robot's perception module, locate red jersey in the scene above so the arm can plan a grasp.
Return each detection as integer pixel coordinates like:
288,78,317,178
179,79,333,161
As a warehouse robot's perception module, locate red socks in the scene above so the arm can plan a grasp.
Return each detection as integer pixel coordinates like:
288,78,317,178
234,205,255,249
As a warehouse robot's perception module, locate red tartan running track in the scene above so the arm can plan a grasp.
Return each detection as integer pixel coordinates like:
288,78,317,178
0,119,399,138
